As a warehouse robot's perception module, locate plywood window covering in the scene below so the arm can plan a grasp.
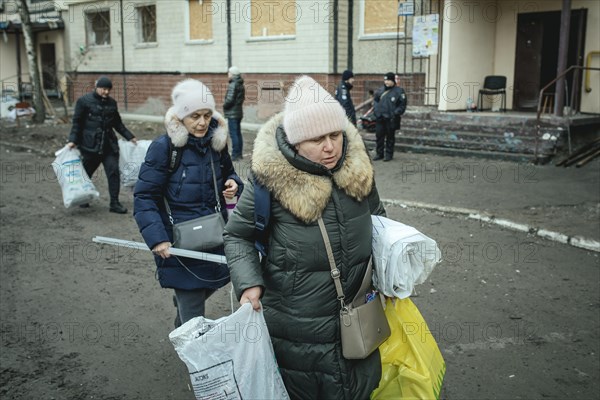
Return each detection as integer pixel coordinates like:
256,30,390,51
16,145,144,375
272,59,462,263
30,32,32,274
250,0,295,37
364,0,404,35
189,0,213,40
138,5,157,43
86,10,111,46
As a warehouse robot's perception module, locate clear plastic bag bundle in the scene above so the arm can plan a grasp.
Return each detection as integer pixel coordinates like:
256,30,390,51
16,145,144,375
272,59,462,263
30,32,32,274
169,303,290,400
118,139,152,187
52,146,99,208
371,215,442,299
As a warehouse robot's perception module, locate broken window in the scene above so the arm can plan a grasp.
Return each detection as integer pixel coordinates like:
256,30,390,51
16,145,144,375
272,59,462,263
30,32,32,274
86,10,111,46
137,5,157,43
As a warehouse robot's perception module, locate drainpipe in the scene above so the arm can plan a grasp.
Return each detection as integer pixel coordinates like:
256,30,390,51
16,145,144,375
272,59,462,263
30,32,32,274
226,0,231,67
119,0,128,110
333,0,338,74
554,0,571,116
347,0,353,71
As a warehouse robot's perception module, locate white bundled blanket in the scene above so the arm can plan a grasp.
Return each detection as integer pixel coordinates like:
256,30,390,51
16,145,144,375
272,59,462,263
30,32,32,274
118,139,152,187
169,303,290,400
52,146,99,208
371,215,442,299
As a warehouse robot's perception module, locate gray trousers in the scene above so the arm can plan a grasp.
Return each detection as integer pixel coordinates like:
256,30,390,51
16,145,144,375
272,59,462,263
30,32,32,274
173,288,216,327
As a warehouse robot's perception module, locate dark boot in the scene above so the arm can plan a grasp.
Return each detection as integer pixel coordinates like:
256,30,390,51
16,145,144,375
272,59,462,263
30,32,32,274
109,201,127,214
372,154,384,161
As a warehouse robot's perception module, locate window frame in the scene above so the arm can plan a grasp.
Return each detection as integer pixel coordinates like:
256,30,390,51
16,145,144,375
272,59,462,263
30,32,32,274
135,3,157,44
85,9,111,47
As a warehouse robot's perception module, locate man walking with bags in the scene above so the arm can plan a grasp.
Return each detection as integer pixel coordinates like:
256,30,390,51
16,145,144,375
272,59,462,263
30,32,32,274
67,76,137,213
373,72,407,162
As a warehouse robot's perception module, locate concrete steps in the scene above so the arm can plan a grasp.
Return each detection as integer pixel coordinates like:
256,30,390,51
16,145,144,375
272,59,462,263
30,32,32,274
360,109,566,163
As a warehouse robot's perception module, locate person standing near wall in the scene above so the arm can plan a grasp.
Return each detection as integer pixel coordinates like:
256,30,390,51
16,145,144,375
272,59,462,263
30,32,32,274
223,66,245,161
67,76,137,213
335,69,357,126
373,72,407,162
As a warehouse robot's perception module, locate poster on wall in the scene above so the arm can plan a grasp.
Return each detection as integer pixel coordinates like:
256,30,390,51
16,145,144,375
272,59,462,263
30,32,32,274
413,14,439,57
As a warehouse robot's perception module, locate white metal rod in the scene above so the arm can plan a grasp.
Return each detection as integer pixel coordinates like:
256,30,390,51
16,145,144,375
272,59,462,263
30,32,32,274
92,236,227,264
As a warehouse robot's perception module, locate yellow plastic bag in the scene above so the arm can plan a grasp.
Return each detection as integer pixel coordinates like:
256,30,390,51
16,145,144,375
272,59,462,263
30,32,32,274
371,298,446,400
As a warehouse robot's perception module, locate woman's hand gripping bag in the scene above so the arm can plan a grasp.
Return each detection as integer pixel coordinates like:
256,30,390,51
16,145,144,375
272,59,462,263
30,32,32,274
169,303,290,400
371,298,446,400
52,146,99,208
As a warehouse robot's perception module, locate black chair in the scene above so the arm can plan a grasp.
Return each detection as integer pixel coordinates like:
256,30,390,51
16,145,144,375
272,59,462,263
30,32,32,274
478,75,506,112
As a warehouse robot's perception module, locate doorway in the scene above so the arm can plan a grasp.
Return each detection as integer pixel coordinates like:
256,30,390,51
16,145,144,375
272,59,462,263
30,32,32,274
40,43,57,97
513,9,587,111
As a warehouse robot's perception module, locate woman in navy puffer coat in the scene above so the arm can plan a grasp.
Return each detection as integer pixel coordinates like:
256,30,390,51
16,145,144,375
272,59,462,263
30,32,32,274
134,79,243,327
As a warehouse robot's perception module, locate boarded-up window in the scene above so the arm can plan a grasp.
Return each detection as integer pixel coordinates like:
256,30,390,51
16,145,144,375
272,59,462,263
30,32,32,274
364,0,405,35
250,0,296,37
189,0,213,40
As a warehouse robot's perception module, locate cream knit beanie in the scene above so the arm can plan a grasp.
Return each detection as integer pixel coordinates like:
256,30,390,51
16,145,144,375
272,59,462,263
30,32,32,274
283,76,349,145
171,79,216,120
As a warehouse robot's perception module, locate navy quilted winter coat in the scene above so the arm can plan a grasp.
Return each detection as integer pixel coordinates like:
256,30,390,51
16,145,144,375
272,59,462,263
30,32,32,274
134,118,242,290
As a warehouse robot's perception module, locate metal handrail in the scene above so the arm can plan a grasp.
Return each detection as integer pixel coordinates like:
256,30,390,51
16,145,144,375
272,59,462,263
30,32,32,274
534,65,600,162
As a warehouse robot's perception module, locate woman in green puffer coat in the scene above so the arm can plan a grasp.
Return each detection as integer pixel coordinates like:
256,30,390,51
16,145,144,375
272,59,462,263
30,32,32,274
224,76,386,400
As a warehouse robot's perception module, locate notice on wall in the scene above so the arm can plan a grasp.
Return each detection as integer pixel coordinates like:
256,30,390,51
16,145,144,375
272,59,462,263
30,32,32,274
412,14,439,57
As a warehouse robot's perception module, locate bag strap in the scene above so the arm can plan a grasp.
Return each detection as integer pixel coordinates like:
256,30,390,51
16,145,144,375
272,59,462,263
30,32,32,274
317,217,346,308
253,176,271,257
164,148,221,225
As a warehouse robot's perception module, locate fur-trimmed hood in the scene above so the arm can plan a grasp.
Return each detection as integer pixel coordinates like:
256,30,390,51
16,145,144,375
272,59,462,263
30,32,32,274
164,107,229,151
252,113,374,223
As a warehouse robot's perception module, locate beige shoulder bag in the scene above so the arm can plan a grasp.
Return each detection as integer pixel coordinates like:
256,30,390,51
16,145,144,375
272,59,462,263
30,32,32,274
318,218,391,359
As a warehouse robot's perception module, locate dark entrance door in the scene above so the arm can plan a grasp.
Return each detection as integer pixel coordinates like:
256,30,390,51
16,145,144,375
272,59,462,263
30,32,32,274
513,9,587,111
39,43,57,96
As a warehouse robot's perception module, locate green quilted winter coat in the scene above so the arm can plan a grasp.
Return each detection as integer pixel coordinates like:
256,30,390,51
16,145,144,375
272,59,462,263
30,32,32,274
224,113,386,400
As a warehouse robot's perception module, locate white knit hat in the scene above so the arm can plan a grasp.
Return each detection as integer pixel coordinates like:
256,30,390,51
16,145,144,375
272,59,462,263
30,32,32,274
171,79,216,119
228,66,241,76
283,76,348,145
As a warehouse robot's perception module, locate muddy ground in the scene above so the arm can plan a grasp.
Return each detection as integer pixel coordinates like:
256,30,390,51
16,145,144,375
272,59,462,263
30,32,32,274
0,117,598,399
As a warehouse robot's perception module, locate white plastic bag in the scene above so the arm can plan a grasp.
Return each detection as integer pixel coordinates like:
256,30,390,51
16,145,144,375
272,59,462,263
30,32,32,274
169,303,290,400
52,146,99,208
371,215,442,299
118,139,152,187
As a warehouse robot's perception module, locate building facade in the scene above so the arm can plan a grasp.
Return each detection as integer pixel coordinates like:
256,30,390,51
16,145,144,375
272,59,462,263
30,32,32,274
2,0,598,121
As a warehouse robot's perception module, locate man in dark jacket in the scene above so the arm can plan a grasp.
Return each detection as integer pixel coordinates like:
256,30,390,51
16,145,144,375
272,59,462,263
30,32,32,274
223,66,245,161
334,69,356,125
67,76,136,213
373,72,407,161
